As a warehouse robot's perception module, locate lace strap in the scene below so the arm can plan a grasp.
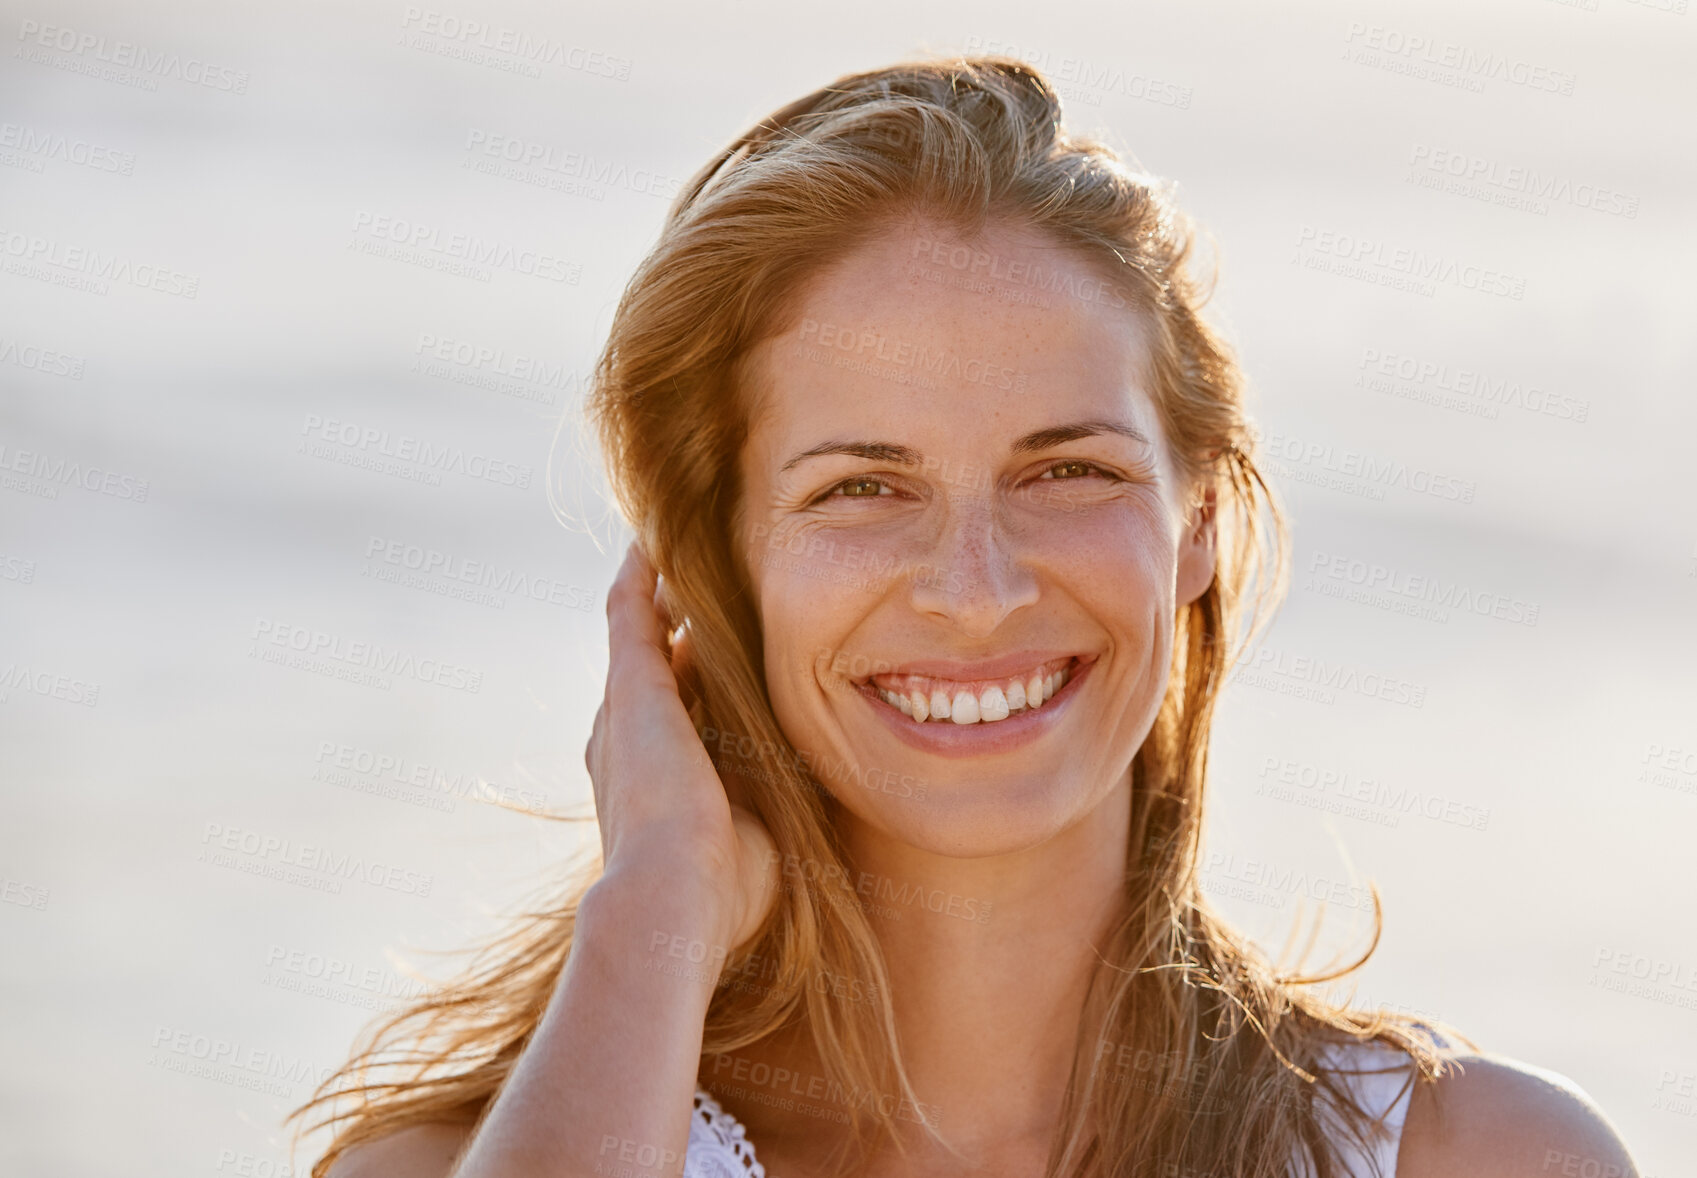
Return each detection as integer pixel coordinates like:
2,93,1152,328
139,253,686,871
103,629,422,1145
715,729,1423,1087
685,1087,765,1178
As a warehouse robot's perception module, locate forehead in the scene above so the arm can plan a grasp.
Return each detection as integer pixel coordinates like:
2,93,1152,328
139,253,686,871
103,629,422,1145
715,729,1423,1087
741,218,1162,463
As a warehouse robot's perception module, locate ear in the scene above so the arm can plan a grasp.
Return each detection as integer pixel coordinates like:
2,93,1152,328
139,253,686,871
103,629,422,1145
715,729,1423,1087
1175,482,1218,608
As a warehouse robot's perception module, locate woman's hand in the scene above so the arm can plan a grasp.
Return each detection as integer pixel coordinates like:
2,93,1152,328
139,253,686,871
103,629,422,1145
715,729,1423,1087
583,541,779,953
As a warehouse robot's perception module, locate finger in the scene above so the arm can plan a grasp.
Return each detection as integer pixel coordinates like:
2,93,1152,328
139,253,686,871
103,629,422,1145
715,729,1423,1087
667,620,702,713
647,561,703,712
605,541,672,689
604,544,706,765
584,699,605,777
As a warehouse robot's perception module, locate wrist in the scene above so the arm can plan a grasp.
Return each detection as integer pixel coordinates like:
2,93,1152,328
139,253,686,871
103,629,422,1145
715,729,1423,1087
581,855,740,961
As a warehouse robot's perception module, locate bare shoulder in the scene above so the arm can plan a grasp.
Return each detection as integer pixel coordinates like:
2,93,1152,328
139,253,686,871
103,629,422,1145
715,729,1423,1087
323,1122,475,1178
1398,1049,1639,1178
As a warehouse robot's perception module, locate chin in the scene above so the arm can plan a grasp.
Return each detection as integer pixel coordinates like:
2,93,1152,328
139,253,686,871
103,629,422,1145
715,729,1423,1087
830,766,1105,859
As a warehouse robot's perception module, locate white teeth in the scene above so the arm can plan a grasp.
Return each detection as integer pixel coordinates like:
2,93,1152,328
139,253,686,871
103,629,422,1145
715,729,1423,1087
870,661,1078,725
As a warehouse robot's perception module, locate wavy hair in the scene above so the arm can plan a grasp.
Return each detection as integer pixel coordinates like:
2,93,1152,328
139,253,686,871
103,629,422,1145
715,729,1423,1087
290,54,1464,1178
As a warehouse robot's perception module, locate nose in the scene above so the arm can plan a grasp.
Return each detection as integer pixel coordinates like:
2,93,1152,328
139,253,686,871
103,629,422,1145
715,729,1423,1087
908,495,1039,637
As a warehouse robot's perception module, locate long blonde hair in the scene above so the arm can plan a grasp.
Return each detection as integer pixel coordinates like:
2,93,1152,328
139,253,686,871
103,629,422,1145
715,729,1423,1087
291,54,1461,1178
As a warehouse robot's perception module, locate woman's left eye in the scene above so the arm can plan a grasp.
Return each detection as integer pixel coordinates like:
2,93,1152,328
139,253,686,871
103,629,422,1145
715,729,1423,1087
822,476,895,501
1037,460,1115,481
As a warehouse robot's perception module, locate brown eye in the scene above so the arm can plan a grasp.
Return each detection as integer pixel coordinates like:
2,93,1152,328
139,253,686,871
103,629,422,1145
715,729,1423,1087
1041,461,1099,480
837,477,887,497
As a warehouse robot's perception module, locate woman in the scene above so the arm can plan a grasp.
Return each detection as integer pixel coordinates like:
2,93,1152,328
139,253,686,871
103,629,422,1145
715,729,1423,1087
292,56,1639,1178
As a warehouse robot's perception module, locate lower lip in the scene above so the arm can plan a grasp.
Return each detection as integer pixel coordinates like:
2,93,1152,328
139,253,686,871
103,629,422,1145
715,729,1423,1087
854,657,1095,759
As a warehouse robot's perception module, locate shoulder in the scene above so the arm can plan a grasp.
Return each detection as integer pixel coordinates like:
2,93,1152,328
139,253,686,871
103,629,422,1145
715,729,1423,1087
1397,1050,1639,1178
322,1122,474,1178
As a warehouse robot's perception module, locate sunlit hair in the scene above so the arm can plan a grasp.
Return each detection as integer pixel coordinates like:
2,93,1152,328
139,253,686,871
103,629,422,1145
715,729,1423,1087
291,54,1464,1178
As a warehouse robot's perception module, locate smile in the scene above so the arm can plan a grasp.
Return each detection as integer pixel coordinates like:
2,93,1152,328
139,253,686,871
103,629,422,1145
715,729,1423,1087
847,654,1094,758
865,656,1077,724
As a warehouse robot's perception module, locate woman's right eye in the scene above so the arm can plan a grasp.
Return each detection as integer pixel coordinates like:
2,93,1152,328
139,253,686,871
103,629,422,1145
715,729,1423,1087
836,477,889,497
813,476,898,504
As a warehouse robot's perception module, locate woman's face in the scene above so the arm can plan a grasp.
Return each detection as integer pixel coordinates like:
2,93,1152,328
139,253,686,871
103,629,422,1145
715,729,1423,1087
736,217,1216,858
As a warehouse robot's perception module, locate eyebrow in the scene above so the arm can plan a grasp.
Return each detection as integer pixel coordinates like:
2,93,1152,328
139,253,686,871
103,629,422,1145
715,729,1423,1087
778,418,1153,473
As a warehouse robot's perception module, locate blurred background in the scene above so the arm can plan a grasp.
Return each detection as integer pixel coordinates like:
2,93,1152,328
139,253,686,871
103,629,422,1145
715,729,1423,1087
2,0,1693,1173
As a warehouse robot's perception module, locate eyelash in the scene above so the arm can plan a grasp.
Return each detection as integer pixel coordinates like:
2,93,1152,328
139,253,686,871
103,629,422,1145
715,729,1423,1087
813,460,1121,504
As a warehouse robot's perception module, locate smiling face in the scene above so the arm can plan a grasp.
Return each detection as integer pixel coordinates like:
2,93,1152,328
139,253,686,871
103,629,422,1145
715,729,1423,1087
735,216,1216,859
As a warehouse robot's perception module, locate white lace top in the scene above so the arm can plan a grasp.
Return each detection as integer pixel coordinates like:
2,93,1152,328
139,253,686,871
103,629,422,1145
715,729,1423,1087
686,1086,766,1178
684,1036,1425,1178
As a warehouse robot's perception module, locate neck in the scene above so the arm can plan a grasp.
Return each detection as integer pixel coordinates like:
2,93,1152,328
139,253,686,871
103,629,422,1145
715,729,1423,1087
837,770,1133,1154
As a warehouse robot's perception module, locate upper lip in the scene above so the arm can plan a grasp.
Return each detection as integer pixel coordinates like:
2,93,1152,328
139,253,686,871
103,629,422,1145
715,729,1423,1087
846,651,1092,686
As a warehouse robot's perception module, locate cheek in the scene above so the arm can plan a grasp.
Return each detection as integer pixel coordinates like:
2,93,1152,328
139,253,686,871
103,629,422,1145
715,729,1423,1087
749,546,876,704
751,525,949,605
1024,498,1178,596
